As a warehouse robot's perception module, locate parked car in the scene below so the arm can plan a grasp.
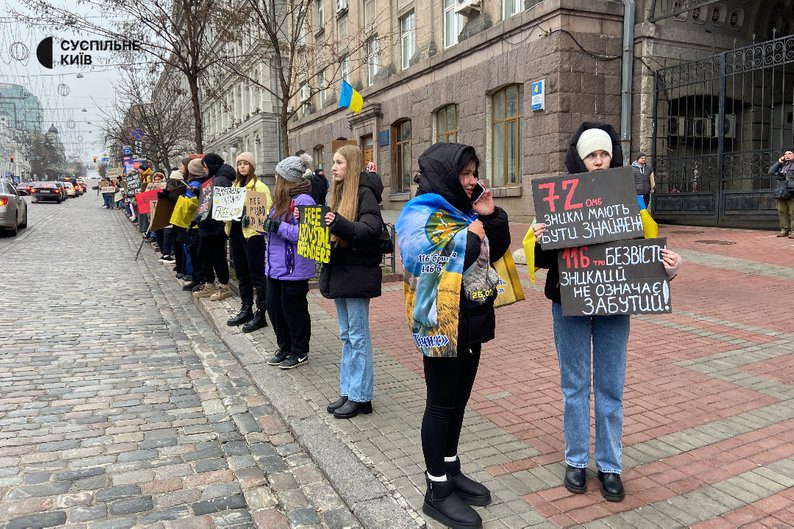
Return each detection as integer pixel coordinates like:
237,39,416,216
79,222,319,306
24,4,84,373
15,182,32,196
31,181,66,203
62,182,76,198
0,180,28,236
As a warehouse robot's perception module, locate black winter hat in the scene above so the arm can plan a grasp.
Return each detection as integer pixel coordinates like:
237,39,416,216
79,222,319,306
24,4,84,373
202,153,224,176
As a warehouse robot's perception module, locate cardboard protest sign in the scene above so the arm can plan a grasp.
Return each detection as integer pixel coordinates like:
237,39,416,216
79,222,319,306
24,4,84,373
113,191,123,203
125,174,141,196
246,190,270,232
532,166,643,250
100,186,116,194
194,180,213,222
297,205,331,263
135,189,159,214
211,187,246,221
558,237,671,316
147,181,166,191
148,199,175,231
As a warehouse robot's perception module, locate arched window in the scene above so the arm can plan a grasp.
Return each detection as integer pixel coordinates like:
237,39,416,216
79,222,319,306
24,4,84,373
491,85,522,187
392,120,412,193
435,104,458,143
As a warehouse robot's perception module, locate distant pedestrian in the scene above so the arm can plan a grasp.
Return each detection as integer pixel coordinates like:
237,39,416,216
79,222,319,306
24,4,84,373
264,155,316,370
531,123,681,503
631,152,655,209
396,143,510,529
769,149,794,238
320,145,385,420
225,152,272,333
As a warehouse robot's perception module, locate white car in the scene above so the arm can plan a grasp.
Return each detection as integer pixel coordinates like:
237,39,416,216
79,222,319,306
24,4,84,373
62,182,76,197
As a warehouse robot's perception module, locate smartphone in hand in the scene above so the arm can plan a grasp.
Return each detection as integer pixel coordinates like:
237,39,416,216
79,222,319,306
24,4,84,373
471,181,486,204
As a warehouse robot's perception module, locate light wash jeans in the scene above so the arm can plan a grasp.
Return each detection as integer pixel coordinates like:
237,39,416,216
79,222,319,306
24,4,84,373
551,302,630,474
335,298,374,403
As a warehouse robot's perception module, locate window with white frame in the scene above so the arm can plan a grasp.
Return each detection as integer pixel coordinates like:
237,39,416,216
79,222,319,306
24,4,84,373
336,0,348,14
366,37,379,86
316,0,325,29
443,0,463,48
400,12,416,70
503,0,523,19
341,55,350,83
300,83,311,110
435,104,458,143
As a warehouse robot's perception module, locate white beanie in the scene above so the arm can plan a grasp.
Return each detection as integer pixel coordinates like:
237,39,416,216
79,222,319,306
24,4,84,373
168,170,184,180
576,128,613,160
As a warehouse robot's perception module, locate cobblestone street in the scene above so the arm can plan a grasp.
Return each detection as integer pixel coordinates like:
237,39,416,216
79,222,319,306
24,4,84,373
0,197,361,529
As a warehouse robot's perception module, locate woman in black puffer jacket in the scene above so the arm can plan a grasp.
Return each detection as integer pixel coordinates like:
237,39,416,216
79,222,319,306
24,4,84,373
320,145,384,420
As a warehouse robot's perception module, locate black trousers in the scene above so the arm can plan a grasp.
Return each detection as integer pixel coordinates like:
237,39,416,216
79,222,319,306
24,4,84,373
266,277,310,355
422,343,482,477
173,227,187,274
187,229,200,280
229,223,267,309
197,233,229,285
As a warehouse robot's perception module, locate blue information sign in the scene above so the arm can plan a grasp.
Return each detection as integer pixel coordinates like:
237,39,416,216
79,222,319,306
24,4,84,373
531,80,545,111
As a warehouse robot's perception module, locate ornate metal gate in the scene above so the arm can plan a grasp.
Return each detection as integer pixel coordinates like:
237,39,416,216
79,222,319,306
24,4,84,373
651,34,794,227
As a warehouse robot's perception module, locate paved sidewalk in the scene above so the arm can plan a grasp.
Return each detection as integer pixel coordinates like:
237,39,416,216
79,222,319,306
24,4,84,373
192,220,794,528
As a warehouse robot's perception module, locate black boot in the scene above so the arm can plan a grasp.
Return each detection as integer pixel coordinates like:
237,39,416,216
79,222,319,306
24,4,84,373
445,458,492,506
598,471,625,502
564,465,587,494
333,399,372,419
227,305,253,326
241,310,267,333
182,280,200,291
327,396,348,413
422,476,482,529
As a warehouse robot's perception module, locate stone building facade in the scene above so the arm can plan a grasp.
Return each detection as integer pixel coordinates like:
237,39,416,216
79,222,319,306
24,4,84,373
287,0,784,223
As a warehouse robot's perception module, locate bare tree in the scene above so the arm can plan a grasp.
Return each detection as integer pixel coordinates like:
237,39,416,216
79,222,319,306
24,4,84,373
15,0,239,152
210,0,383,155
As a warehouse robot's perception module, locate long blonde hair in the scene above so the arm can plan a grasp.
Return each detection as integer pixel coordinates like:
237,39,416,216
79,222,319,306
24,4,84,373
330,146,364,241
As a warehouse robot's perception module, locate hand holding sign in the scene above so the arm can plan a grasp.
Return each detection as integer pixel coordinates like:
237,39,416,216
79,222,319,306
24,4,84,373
211,187,246,221
532,166,643,249
297,205,331,263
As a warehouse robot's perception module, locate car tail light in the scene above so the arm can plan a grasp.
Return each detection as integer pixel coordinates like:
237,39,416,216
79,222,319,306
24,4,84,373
0,197,7,206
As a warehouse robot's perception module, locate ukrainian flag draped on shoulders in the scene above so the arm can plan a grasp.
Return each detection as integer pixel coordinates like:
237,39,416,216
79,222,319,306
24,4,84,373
396,194,475,358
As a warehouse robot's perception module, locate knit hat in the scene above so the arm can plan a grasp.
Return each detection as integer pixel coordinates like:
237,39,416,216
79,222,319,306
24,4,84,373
576,128,613,160
235,152,256,171
168,170,184,180
202,153,224,176
275,155,310,183
187,158,206,176
637,152,647,159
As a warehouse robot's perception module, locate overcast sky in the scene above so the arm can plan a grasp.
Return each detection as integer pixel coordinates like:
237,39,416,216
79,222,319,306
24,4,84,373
1,0,126,164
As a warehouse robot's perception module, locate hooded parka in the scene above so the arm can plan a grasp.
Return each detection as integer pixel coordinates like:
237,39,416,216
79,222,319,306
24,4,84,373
197,154,234,237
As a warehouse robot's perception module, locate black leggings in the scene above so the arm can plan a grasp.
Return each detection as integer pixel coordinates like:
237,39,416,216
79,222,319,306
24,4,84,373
197,234,229,285
229,224,267,309
422,343,481,477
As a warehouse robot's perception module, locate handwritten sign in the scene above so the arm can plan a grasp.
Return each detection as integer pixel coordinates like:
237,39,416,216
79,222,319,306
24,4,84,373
194,180,213,222
558,238,671,316
246,190,270,232
211,187,246,221
100,186,116,194
297,205,331,263
125,174,141,196
113,191,123,203
532,166,643,250
135,189,159,214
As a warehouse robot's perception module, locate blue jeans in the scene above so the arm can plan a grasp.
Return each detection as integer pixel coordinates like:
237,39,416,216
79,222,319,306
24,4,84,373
551,302,630,474
102,193,114,208
335,298,374,403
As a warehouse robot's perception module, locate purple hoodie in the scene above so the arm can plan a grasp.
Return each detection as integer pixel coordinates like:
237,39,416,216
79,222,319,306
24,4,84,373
265,193,317,280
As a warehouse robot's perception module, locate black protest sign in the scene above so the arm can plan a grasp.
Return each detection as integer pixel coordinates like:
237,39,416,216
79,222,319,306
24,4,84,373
125,174,141,196
194,180,213,222
532,166,643,250
297,205,331,263
558,237,671,316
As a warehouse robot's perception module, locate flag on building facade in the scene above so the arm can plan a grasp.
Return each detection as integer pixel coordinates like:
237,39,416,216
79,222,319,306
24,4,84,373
338,80,363,114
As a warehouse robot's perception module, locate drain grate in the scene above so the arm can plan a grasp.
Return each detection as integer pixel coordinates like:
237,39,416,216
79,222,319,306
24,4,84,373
695,239,737,245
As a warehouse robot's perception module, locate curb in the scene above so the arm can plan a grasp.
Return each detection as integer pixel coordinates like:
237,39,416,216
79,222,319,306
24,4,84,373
190,287,421,529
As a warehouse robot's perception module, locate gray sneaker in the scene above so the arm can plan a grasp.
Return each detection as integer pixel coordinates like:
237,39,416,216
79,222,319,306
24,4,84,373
267,350,290,366
279,353,308,369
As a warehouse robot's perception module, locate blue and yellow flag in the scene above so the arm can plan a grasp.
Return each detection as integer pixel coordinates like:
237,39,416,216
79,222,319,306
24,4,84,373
338,80,363,113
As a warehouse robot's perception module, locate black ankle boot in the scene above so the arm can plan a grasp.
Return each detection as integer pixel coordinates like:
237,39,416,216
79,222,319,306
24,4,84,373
423,476,482,529
242,310,267,333
227,305,253,326
598,471,625,502
564,465,587,494
445,458,491,506
327,396,348,413
333,400,372,419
